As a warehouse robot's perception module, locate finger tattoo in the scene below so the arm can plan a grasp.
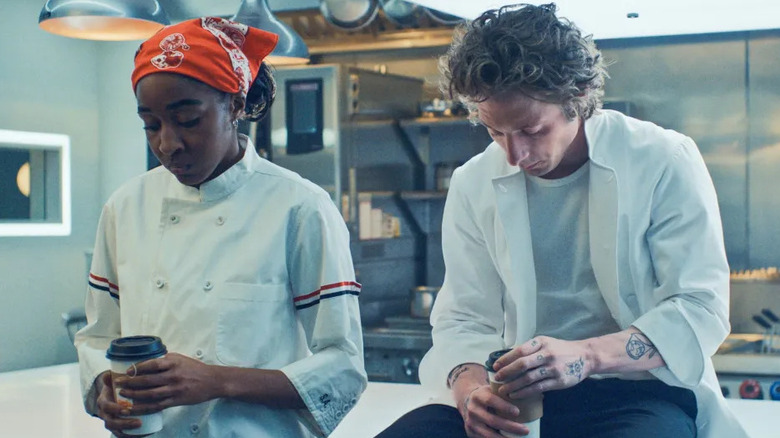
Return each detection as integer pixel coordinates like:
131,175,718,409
531,339,538,347
539,368,548,376
537,354,544,362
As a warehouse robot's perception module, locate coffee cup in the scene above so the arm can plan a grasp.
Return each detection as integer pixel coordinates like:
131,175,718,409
485,349,543,438
106,336,167,436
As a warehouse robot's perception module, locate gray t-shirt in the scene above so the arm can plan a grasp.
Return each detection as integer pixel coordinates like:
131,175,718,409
525,162,622,340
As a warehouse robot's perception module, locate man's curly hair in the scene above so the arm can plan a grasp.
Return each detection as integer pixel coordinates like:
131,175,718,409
441,3,608,121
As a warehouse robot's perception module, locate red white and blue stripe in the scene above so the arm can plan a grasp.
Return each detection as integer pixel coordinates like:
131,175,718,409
88,273,119,300
294,281,361,310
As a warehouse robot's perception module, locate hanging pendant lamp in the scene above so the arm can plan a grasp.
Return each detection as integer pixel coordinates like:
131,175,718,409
231,0,309,65
38,0,170,41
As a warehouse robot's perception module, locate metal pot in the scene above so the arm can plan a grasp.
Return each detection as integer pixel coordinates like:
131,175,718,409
379,0,423,27
320,0,379,31
410,286,440,318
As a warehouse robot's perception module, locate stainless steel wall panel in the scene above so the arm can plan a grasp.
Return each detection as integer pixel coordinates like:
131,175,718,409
600,38,750,269
747,36,780,269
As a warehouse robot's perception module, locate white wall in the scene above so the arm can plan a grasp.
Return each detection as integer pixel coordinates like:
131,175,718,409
0,0,145,372
0,0,100,371
96,43,147,203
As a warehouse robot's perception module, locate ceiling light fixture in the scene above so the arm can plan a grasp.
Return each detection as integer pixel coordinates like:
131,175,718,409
38,0,170,41
231,0,309,66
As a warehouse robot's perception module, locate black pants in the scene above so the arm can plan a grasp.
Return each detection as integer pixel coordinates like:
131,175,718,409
374,379,698,438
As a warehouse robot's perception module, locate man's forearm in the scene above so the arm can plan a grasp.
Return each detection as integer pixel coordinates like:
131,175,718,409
587,326,666,375
447,363,490,412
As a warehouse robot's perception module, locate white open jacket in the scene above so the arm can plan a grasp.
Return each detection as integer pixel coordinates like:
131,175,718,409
418,110,748,438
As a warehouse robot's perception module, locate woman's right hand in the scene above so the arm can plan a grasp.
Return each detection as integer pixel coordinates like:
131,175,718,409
94,371,145,438
458,385,530,438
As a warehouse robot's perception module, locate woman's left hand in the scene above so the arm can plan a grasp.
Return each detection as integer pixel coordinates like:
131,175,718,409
115,352,223,414
491,336,592,400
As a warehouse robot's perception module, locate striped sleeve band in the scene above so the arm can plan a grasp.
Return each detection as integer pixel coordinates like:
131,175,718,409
293,281,361,310
88,273,119,300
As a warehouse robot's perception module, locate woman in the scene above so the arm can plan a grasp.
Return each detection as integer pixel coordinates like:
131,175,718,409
75,17,366,437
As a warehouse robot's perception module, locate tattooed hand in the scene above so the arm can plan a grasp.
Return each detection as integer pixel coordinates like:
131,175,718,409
448,363,530,438
490,336,592,400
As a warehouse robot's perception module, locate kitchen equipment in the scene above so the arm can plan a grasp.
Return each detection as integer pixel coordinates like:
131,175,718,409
61,307,87,343
714,333,780,401
728,277,780,333
761,308,780,352
379,0,423,27
320,0,379,30
753,314,773,353
269,64,424,326
363,315,432,383
410,286,439,318
434,161,460,191
270,64,422,199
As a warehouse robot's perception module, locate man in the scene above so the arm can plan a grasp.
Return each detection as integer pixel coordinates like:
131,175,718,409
376,3,747,438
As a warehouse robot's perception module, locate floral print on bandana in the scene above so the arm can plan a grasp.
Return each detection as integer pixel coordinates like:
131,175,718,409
201,17,252,97
150,33,190,70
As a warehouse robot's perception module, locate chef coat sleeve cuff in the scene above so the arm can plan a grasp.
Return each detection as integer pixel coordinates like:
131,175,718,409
632,301,706,387
76,344,112,416
419,335,506,391
280,350,366,436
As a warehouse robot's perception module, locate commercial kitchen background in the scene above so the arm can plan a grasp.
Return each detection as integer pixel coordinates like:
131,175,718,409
2,0,780,376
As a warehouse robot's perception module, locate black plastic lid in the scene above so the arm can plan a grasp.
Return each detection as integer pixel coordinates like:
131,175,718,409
106,336,167,361
484,348,512,371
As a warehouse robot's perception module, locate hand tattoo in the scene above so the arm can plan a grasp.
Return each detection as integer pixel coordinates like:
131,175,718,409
626,333,657,360
565,357,584,381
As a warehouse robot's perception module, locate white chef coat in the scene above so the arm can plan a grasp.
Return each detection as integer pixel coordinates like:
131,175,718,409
75,135,367,437
418,110,748,438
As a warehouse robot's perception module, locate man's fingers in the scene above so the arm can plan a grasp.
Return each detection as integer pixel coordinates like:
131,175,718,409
494,338,544,370
483,393,520,418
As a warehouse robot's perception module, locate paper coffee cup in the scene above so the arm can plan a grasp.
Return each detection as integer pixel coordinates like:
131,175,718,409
106,336,167,436
485,349,543,438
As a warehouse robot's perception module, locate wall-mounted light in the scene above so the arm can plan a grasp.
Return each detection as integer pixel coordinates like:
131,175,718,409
16,162,30,198
231,0,309,65
0,129,71,237
38,0,170,41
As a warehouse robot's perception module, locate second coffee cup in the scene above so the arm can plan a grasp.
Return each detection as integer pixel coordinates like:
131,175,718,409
106,335,168,436
485,349,543,438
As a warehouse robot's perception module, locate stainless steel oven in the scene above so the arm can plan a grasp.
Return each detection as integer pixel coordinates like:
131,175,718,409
268,64,423,204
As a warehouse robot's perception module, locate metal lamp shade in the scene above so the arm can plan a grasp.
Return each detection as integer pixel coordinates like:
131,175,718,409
38,0,170,41
231,0,309,66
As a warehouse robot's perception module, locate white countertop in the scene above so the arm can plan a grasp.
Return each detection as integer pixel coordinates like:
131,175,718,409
0,363,777,437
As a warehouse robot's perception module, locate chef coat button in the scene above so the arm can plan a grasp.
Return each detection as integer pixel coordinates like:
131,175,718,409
190,424,200,434
155,278,165,288
497,183,507,193
195,349,204,359
169,215,180,224
216,216,225,225
203,281,213,291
